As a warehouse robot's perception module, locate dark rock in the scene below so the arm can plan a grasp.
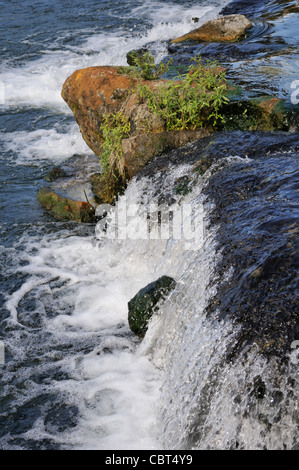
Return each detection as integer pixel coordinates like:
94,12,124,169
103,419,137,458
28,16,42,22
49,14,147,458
44,166,67,182
202,131,299,361
174,175,192,196
220,96,291,132
128,276,176,337
126,48,148,66
135,130,299,360
90,171,126,205
252,376,266,400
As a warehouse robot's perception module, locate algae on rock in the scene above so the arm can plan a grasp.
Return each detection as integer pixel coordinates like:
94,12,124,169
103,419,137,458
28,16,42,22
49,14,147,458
128,276,176,337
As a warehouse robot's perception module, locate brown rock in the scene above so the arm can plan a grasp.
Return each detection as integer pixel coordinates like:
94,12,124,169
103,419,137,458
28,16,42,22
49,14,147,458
61,67,169,159
122,129,211,178
37,188,95,222
61,66,139,156
61,67,213,203
171,14,252,44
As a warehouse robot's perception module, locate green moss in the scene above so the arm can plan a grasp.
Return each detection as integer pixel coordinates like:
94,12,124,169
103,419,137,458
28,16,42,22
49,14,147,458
224,83,244,101
37,188,95,222
44,166,67,182
220,97,290,132
193,155,214,176
90,171,127,205
174,175,192,195
128,276,176,337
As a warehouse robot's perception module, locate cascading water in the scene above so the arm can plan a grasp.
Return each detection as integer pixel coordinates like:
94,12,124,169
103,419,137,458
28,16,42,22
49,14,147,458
138,134,299,450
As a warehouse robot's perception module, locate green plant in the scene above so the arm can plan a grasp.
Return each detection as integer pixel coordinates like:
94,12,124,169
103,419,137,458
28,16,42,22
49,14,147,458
133,51,173,80
100,111,130,176
118,51,172,80
137,55,229,130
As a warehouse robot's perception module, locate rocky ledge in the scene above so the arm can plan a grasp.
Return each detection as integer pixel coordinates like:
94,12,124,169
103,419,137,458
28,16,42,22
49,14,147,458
170,14,252,44
60,66,294,207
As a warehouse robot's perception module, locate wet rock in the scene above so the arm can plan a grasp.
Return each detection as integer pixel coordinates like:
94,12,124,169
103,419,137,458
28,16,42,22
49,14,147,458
128,276,176,337
90,171,126,205
61,66,211,204
174,175,192,196
221,96,291,132
221,0,299,21
252,376,267,400
44,166,67,182
126,48,148,66
37,187,95,222
171,15,252,44
122,128,210,179
202,131,299,361
61,66,139,156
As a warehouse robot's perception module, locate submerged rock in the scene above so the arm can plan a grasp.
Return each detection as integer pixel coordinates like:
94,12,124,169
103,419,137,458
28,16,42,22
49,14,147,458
128,276,176,337
37,187,95,223
44,166,67,182
221,0,299,20
221,96,291,132
171,15,252,44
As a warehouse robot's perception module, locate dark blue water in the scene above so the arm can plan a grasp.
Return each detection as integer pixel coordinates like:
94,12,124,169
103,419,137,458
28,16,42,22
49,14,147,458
0,0,298,450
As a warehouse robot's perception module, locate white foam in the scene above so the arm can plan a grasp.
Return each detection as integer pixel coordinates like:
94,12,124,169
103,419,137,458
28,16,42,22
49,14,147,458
59,351,163,450
3,159,209,448
0,1,225,111
2,123,93,166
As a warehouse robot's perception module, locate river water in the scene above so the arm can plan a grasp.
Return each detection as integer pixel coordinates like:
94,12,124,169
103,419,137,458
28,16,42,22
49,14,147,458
0,0,298,450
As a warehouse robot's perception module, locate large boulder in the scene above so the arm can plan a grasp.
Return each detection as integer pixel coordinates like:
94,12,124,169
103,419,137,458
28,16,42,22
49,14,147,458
171,14,252,44
128,276,176,337
61,66,139,157
61,66,212,203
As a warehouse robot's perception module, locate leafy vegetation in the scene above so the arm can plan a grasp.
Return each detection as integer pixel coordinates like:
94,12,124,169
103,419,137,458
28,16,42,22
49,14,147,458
132,51,173,80
137,55,229,130
99,53,229,194
100,111,130,176
118,51,172,80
